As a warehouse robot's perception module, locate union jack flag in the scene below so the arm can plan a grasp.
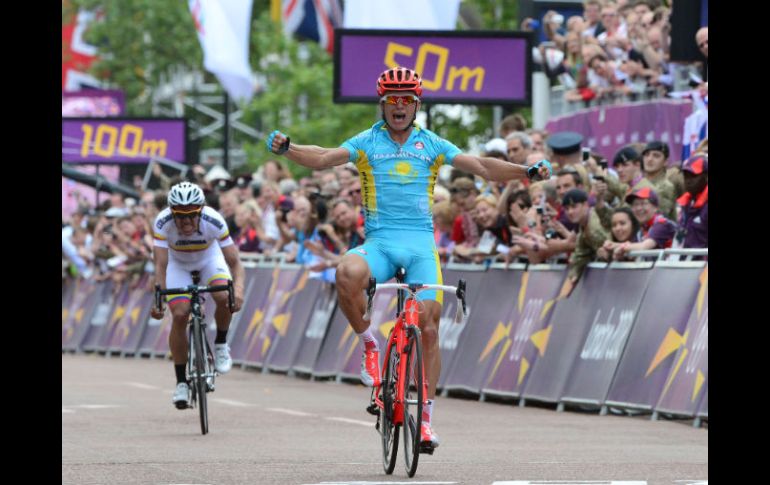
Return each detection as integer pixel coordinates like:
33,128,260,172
282,0,342,54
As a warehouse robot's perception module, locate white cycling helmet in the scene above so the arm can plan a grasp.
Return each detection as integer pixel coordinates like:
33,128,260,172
167,181,205,207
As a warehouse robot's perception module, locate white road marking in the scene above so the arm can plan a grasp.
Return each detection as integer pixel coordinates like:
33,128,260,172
125,381,160,390
212,398,254,407
301,482,457,485
324,417,373,427
73,404,122,409
62,409,75,413
492,482,648,485
265,407,315,417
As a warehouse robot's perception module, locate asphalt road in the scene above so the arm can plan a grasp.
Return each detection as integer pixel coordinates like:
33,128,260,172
62,354,707,485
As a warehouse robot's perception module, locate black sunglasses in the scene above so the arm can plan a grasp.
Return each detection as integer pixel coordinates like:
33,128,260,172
449,188,470,194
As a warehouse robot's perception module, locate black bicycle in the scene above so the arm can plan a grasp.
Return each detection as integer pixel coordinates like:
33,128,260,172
154,271,234,435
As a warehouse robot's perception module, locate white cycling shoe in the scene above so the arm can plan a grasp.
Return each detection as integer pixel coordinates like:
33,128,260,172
172,382,190,409
215,343,233,374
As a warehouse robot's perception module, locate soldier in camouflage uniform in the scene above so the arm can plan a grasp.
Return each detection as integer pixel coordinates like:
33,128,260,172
641,141,678,221
561,188,611,296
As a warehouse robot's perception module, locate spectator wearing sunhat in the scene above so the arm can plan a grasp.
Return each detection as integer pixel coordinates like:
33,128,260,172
605,145,654,205
561,188,611,294
613,187,677,260
641,141,677,221
675,154,708,249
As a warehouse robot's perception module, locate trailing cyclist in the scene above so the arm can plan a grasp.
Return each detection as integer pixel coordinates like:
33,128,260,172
150,181,245,409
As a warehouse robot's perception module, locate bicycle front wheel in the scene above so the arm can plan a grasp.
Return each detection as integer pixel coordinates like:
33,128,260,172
192,317,209,435
381,337,399,474
402,325,424,477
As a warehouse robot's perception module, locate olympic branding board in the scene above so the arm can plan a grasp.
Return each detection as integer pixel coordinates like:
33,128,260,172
334,29,532,105
62,117,187,163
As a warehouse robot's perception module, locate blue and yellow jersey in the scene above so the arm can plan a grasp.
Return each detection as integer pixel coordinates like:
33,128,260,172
341,121,461,236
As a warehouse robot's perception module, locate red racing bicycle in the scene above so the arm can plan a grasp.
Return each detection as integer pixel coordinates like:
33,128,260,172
365,268,467,477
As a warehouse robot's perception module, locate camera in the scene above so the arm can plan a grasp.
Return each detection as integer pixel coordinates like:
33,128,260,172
545,228,557,240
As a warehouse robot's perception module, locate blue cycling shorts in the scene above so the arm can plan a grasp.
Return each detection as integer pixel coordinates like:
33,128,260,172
347,230,444,304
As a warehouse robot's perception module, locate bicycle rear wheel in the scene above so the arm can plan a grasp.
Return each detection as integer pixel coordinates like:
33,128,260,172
381,338,399,474
192,317,209,435
402,325,424,477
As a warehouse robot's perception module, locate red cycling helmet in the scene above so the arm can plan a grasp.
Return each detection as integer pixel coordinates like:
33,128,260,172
376,67,423,97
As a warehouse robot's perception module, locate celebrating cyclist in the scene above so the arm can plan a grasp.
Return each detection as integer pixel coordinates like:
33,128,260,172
266,67,551,451
150,182,245,409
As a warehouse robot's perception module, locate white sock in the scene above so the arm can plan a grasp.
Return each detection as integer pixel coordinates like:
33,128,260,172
357,328,378,351
423,399,434,424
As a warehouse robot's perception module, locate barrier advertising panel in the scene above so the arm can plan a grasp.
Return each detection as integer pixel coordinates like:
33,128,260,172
81,281,123,352
62,279,104,352
606,266,705,411
696,389,708,419
437,268,488,389
266,277,323,372
482,268,566,397
654,270,708,417
441,270,523,394
240,268,303,367
106,275,154,355
312,303,357,378
521,267,604,403
559,267,652,407
230,266,275,363
292,283,338,375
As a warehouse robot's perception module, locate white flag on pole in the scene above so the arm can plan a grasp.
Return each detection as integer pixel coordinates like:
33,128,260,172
343,0,460,30
189,0,255,103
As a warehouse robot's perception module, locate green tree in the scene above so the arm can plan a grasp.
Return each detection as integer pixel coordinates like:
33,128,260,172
64,0,532,178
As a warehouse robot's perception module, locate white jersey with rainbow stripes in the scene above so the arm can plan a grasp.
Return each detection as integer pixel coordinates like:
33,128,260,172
153,206,233,265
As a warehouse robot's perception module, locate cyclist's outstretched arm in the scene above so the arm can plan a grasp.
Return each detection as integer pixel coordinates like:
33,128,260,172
453,153,550,182
267,130,349,169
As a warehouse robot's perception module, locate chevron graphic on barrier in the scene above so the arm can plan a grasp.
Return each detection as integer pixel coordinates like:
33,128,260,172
130,307,140,324
659,347,688,400
518,272,529,312
262,336,271,355
530,325,551,357
75,308,84,324
273,312,290,337
518,357,530,386
693,370,705,403
479,321,512,363
646,328,688,378
696,267,707,318
378,320,396,339
339,325,354,350
112,305,126,323
487,339,512,384
62,309,69,322
540,299,555,320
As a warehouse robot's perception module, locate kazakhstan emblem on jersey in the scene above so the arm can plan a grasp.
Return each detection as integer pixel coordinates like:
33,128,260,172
389,161,419,184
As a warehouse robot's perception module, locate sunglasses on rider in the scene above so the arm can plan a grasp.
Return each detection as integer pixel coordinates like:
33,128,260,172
171,207,202,220
380,95,420,106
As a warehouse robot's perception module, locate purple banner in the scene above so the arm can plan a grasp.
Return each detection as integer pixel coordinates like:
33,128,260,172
62,279,103,352
545,101,693,164
106,275,154,354
482,269,566,398
292,283,338,374
240,268,303,367
230,267,275,364
62,90,125,117
62,118,186,163
437,269,488,389
266,277,323,372
80,281,122,352
559,267,652,408
95,283,131,351
521,268,603,403
441,270,523,394
654,269,709,417
335,30,531,104
605,266,705,411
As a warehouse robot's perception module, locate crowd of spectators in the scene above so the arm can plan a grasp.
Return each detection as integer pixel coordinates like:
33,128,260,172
62,121,708,297
525,0,708,106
